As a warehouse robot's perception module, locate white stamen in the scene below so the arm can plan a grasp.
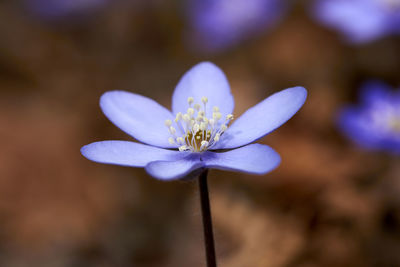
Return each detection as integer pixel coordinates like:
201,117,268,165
175,112,182,122
213,112,222,120
164,119,172,127
220,124,227,132
214,133,220,142
226,114,234,120
193,123,200,133
187,108,195,116
209,118,215,127
164,99,233,152
200,141,209,151
179,145,189,152
183,114,190,122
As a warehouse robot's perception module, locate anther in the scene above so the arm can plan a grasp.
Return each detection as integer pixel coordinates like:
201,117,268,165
183,114,190,122
179,145,189,152
168,137,175,144
175,112,182,121
214,133,220,142
187,108,195,116
213,112,222,120
187,97,194,105
226,114,234,120
164,119,172,127
213,106,219,112
220,124,227,132
194,104,201,111
201,97,208,104
200,140,209,151
169,126,176,135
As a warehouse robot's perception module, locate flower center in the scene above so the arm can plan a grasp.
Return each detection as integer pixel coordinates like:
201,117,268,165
165,96,233,152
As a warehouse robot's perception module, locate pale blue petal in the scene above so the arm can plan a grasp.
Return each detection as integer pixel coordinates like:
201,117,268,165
337,107,384,150
172,62,234,117
359,80,393,106
186,0,286,52
214,87,307,149
100,91,178,148
203,144,280,174
81,141,184,167
313,0,390,43
145,155,204,180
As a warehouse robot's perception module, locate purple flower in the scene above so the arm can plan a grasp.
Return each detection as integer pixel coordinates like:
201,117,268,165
25,0,108,19
185,0,286,52
312,0,400,43
81,62,307,180
338,81,400,153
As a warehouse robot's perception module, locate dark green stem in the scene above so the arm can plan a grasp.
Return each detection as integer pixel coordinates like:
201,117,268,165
198,169,217,267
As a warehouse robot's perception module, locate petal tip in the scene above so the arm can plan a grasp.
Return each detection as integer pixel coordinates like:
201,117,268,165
80,142,100,163
186,61,228,79
192,61,219,69
285,86,308,111
80,146,87,158
291,86,308,100
252,144,281,174
186,61,226,79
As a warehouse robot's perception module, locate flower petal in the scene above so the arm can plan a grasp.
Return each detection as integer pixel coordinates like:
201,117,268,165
203,144,281,174
312,0,389,43
81,141,184,167
186,0,286,52
337,107,399,151
359,80,393,106
172,62,234,116
338,107,381,148
100,91,177,148
214,86,307,149
145,155,204,180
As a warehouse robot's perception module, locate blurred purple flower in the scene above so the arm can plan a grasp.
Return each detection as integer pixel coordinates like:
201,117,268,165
312,0,400,43
25,0,108,19
185,0,287,52
338,81,400,153
81,62,307,180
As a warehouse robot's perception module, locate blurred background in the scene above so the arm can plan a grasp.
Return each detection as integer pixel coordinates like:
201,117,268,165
1,0,400,266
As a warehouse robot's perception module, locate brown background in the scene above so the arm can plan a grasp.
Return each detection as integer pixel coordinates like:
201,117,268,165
1,0,400,266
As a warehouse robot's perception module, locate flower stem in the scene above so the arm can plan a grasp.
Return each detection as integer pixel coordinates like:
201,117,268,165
198,169,217,267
